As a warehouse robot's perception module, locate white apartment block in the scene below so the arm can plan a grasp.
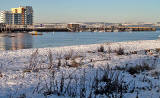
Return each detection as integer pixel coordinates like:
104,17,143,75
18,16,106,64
0,11,13,24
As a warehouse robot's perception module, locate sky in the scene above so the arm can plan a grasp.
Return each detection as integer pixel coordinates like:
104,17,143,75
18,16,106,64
0,0,160,23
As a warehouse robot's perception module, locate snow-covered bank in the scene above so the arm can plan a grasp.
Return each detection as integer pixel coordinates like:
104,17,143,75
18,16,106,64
0,40,160,98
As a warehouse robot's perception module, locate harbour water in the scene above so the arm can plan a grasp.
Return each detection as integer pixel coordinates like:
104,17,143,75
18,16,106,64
0,31,160,50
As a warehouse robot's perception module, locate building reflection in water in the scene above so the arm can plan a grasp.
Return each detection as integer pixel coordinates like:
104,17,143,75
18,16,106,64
0,33,33,50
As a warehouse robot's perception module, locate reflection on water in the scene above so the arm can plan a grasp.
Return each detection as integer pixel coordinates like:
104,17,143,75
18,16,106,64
0,33,32,50
0,31,159,51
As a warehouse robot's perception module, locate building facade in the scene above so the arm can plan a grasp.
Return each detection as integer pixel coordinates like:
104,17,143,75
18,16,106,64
12,13,22,25
0,6,33,25
0,11,13,24
67,23,80,32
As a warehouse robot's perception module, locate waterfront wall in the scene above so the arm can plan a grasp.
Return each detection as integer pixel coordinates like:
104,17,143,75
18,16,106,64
0,26,156,32
0,27,70,32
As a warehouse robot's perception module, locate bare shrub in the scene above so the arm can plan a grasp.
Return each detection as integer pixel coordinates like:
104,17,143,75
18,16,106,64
0,71,2,78
64,50,84,61
94,68,128,97
87,51,96,53
36,71,56,97
115,62,154,75
29,49,39,68
48,50,54,69
114,64,128,71
17,93,26,98
130,51,137,54
80,69,86,98
115,47,125,55
107,46,112,60
107,45,113,53
57,58,61,68
151,71,160,79
64,52,84,68
59,72,65,95
115,66,126,71
36,70,77,97
156,48,160,53
33,65,131,98
42,80,54,96
64,75,76,97
127,63,154,75
23,69,31,73
24,49,39,73
98,45,105,52
70,60,80,67
64,50,74,60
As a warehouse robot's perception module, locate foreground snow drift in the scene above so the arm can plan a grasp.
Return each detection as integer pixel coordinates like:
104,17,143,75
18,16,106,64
0,40,160,98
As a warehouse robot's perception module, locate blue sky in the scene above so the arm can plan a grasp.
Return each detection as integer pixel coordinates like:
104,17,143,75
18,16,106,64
0,0,160,23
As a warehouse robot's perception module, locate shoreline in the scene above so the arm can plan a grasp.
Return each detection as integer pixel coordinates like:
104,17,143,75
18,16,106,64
1,39,160,54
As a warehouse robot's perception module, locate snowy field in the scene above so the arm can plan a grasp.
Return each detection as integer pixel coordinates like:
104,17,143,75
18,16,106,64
0,40,160,98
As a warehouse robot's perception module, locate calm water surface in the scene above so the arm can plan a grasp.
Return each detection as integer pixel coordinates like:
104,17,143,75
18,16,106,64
0,31,160,50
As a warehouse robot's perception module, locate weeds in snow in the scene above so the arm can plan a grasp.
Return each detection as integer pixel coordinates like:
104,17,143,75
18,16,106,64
48,50,54,69
97,45,105,53
3,43,160,98
115,62,155,75
0,71,2,78
94,67,128,98
127,63,154,75
115,47,125,55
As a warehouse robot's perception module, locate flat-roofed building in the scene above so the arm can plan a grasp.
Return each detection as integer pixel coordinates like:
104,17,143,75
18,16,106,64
67,23,80,32
0,6,33,25
11,6,33,25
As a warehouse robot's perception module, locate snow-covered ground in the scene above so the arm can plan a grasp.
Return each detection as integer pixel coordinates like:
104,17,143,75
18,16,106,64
0,40,160,98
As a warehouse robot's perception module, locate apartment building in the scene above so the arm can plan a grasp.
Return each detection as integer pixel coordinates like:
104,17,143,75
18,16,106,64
0,6,33,25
